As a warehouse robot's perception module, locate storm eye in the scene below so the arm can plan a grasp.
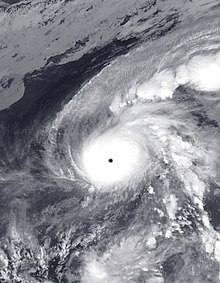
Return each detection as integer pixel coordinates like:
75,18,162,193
81,135,146,186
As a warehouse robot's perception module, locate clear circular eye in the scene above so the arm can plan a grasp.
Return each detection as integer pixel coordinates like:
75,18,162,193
81,133,146,187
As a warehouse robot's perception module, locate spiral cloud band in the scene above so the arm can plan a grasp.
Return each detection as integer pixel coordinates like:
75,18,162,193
1,1,220,282
45,23,220,198
76,32,220,191
17,12,220,283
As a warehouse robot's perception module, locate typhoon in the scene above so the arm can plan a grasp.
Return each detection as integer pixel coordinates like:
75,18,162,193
0,1,220,283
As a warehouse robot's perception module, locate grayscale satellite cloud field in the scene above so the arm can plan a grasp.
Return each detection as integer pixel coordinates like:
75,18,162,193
0,0,220,282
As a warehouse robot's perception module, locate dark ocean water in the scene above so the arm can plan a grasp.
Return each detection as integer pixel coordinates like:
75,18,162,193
0,1,220,283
